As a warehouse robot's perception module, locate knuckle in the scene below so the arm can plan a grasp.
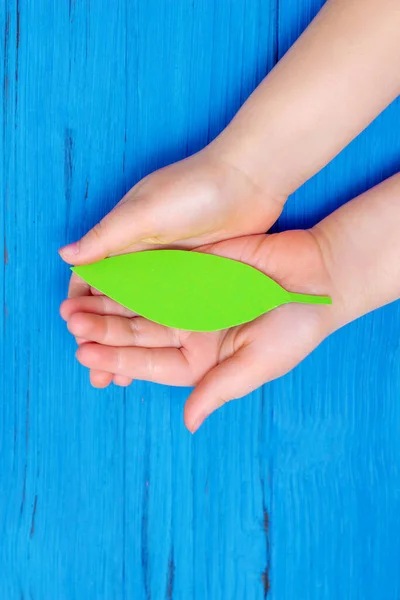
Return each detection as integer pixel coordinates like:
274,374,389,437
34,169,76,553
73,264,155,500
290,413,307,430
141,234,176,245
145,350,156,379
114,348,123,373
129,318,139,342
101,316,109,343
91,219,108,241
221,395,231,407
171,328,182,348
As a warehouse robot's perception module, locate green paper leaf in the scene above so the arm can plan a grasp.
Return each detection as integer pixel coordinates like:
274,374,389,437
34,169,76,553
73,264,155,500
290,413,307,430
71,250,331,332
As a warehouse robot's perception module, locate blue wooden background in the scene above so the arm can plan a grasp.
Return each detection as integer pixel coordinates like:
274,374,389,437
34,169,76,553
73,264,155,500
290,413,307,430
1,1,399,598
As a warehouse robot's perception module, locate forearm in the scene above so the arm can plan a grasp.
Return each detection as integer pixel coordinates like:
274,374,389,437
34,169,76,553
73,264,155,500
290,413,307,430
211,0,400,197
313,173,400,329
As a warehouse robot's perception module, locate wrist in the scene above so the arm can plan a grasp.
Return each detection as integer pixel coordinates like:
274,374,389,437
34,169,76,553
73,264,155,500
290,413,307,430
311,174,400,331
206,114,292,205
309,225,353,333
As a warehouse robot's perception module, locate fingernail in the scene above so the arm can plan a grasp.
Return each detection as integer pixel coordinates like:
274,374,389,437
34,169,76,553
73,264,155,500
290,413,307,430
59,242,80,258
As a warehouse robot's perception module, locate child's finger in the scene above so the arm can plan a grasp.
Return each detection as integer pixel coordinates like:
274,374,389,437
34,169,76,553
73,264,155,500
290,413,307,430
68,272,92,298
90,369,113,388
184,344,262,433
68,274,109,299
60,296,137,322
113,375,133,387
68,313,181,348
184,302,330,432
90,287,104,296
59,195,154,265
76,343,192,386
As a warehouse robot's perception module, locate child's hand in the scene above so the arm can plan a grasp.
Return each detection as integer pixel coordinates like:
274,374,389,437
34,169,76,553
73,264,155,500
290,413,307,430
59,147,286,268
61,230,335,432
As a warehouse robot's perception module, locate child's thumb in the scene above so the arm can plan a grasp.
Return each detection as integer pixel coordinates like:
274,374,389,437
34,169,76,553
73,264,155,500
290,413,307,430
58,203,152,265
184,345,264,433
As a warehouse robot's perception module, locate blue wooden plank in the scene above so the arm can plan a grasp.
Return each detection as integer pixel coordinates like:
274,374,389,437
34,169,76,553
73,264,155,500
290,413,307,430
1,0,399,599
269,310,400,600
1,1,127,597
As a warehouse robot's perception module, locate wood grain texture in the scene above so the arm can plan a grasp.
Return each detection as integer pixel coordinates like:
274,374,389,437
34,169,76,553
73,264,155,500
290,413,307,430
1,1,399,599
